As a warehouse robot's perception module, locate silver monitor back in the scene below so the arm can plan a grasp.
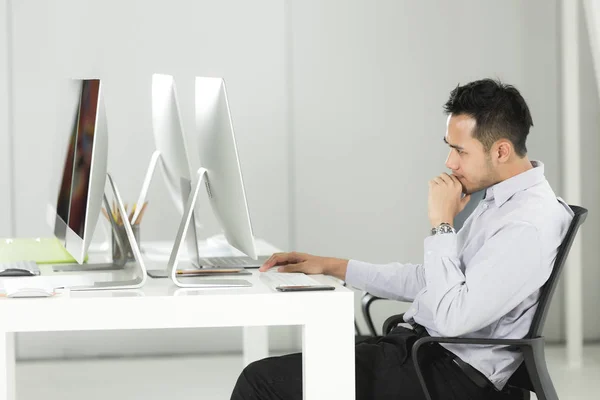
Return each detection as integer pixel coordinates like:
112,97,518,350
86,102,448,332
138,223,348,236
54,79,107,264
195,77,257,260
151,73,201,266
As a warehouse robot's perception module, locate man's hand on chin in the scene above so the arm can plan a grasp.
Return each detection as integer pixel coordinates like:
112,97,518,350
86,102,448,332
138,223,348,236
428,173,471,228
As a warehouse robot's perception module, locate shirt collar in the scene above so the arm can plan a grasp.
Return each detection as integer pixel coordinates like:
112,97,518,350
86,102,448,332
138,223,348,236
484,160,546,207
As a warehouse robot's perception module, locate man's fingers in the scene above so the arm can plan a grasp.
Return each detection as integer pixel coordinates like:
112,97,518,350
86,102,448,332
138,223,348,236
442,174,463,191
460,194,472,208
259,252,306,272
459,194,472,213
260,252,287,271
449,174,462,187
433,176,445,185
438,173,453,185
277,262,305,273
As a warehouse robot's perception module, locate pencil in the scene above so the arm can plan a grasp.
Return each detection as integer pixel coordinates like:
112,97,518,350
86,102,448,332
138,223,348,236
101,208,111,222
133,202,148,225
129,203,137,223
112,200,118,222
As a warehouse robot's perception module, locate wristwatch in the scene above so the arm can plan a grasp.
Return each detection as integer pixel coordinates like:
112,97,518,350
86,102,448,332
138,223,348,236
431,222,456,236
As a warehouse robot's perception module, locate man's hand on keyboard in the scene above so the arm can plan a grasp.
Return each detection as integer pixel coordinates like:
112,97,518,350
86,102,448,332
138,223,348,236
259,252,349,280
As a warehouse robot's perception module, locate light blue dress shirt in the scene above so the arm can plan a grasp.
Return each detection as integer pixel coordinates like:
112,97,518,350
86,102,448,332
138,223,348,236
345,161,573,389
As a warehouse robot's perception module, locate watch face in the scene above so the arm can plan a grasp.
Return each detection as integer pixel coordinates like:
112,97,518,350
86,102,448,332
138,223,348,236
435,223,455,235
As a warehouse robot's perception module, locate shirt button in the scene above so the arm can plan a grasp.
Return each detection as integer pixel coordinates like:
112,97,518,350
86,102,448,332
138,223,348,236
482,203,489,209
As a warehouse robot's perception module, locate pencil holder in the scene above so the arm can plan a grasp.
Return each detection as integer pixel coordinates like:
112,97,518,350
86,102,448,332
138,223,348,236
112,224,140,262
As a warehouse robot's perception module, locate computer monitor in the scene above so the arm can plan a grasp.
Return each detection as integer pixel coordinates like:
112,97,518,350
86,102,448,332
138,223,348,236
163,76,259,286
146,74,258,268
54,79,108,264
148,73,202,266
47,78,147,289
150,74,194,213
194,76,257,260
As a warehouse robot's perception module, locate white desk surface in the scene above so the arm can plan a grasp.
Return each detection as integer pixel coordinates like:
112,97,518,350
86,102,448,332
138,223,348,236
0,239,356,400
0,238,349,329
0,238,287,292
0,269,351,332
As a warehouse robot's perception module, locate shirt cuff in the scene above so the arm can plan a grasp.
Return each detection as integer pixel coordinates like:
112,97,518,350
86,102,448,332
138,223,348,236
424,233,458,260
344,259,374,290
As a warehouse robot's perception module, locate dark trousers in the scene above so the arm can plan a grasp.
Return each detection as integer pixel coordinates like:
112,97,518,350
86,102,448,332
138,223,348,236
231,326,522,400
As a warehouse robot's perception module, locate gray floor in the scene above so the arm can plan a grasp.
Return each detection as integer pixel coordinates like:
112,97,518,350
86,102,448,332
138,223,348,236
16,345,600,399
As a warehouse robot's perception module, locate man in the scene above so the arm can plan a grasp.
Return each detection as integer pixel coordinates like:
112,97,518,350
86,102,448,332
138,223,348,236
231,79,573,400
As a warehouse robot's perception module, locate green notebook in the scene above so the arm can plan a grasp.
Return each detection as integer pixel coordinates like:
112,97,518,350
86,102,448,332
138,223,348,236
0,237,87,264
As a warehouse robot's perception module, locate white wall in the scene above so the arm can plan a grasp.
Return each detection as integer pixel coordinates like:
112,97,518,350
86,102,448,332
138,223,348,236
291,0,575,340
584,0,600,94
4,0,599,359
0,0,13,237
580,0,600,340
11,0,290,249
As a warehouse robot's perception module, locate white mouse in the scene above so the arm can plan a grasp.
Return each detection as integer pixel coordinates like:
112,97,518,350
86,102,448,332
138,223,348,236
6,286,54,298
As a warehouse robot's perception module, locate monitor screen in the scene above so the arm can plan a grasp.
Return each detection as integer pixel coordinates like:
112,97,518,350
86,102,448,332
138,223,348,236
56,112,79,226
67,79,100,238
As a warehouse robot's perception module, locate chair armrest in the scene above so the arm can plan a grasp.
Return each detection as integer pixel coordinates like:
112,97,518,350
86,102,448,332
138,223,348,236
411,336,543,365
361,292,383,336
413,336,539,348
382,313,406,335
410,336,542,400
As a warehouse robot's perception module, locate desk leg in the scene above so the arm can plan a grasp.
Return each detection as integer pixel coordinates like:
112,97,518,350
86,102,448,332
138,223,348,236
0,332,15,400
302,306,355,399
243,326,268,366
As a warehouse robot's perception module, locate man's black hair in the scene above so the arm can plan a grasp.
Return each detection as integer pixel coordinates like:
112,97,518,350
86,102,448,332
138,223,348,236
444,79,533,157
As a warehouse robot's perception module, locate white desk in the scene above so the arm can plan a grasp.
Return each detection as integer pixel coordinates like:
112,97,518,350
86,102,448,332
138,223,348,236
142,238,282,367
0,241,356,400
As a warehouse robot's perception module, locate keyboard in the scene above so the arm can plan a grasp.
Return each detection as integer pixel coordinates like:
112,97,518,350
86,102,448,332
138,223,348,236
0,260,41,276
199,255,271,268
262,272,322,287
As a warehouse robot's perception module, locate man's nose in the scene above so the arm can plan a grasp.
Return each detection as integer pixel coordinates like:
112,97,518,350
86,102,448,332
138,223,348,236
445,150,458,170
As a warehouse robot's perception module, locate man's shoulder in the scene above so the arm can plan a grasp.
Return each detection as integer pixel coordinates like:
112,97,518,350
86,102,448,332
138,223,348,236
495,186,572,233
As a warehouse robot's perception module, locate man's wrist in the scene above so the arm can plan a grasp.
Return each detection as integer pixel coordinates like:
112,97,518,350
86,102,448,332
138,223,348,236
431,218,454,228
325,258,349,280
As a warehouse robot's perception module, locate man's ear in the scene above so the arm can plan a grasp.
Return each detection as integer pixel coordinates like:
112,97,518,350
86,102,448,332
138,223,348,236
494,140,512,162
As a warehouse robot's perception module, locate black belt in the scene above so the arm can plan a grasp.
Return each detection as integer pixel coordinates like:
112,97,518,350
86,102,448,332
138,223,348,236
408,322,495,391
410,322,428,338
438,346,495,390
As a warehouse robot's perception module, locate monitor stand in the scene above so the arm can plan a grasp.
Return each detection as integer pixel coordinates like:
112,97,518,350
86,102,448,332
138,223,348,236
52,173,148,278
166,168,252,288
129,150,204,274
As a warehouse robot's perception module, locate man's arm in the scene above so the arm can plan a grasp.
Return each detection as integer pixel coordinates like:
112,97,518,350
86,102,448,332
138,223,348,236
344,260,426,302
423,221,546,337
259,252,426,301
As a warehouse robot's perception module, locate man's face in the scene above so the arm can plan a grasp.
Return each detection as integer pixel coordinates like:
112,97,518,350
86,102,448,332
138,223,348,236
444,114,498,194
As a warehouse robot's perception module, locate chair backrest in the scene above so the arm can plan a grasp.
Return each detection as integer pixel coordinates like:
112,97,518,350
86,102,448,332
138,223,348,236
527,205,588,338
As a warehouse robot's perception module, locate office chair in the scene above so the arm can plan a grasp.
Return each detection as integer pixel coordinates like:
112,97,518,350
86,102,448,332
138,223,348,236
380,205,588,400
